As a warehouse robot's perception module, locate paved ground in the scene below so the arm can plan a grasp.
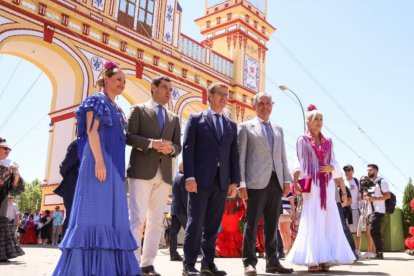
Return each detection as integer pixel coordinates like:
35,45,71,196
1,245,414,276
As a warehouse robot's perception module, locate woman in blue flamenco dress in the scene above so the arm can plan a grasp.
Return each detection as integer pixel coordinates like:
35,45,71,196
53,61,141,276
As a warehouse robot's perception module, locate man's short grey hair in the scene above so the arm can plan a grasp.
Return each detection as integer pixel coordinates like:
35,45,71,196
252,92,272,106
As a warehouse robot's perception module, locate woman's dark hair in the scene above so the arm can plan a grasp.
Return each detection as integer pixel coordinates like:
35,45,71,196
45,210,50,215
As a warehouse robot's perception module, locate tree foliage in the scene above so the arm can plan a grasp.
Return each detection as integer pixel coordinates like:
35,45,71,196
402,178,414,238
17,179,42,213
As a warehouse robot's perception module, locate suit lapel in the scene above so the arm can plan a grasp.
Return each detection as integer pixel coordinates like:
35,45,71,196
252,117,272,153
162,108,174,136
143,102,161,133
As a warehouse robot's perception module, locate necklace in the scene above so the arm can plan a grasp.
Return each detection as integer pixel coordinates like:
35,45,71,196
101,92,127,136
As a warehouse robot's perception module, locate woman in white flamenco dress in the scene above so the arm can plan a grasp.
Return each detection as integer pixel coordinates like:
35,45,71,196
286,105,355,272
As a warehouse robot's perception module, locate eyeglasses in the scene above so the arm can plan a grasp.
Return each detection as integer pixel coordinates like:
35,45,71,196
344,169,352,172
257,101,274,107
212,92,229,98
0,147,11,152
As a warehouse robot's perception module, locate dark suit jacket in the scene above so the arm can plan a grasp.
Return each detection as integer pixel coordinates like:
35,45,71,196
54,140,79,200
126,101,181,184
183,110,240,191
171,171,188,217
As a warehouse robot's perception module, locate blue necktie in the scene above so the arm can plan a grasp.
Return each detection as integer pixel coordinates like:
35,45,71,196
262,122,274,150
157,105,164,131
214,114,223,140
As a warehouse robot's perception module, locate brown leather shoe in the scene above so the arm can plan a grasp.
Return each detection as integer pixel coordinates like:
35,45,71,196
244,264,257,276
265,262,294,274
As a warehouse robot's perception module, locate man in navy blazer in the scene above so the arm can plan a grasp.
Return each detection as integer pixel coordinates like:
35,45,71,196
182,83,240,276
169,162,188,261
53,139,79,236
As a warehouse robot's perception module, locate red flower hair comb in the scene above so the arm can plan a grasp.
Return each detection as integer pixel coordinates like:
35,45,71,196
307,104,317,111
104,61,119,70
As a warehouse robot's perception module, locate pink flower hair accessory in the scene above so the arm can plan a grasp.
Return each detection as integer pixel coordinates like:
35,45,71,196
104,61,119,70
307,104,317,112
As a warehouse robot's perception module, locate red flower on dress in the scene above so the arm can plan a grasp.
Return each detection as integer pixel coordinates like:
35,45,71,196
104,61,119,70
307,104,317,111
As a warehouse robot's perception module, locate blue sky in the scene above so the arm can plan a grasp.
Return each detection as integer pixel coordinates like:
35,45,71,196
0,0,413,205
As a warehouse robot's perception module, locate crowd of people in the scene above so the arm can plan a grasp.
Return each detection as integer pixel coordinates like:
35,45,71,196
0,61,394,275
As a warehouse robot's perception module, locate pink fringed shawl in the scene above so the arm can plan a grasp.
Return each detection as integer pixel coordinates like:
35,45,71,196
298,132,333,210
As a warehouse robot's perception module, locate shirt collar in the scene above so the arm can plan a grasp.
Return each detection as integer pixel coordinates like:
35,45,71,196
208,108,223,116
257,116,271,125
151,100,165,109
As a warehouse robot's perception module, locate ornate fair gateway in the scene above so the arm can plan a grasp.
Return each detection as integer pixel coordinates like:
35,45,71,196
0,0,275,211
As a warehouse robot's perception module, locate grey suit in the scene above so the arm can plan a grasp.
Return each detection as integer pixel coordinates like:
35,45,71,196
238,116,292,268
126,101,181,184
238,117,292,189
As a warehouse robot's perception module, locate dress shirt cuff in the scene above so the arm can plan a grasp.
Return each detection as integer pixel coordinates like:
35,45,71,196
148,139,153,149
239,181,246,188
186,177,195,181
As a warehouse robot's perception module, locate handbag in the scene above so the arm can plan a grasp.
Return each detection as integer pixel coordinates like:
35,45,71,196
298,178,312,193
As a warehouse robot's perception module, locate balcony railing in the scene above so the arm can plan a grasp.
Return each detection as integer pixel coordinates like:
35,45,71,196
179,35,233,79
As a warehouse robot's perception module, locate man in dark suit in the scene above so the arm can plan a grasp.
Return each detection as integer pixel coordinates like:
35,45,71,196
127,76,181,276
169,162,188,261
54,139,79,237
182,83,240,276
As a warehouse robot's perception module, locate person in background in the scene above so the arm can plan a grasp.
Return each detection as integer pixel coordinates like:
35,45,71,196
6,196,20,227
365,164,390,260
0,137,25,262
343,164,363,257
335,176,358,260
54,139,79,237
169,162,188,262
33,209,42,242
51,206,63,245
20,214,38,245
40,210,52,245
358,176,376,259
279,192,294,257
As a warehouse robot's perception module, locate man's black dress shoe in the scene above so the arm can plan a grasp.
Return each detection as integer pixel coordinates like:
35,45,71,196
170,254,184,261
141,265,161,276
200,263,227,276
265,262,294,274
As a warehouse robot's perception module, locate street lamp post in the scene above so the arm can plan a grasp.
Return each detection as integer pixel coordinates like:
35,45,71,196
279,85,306,134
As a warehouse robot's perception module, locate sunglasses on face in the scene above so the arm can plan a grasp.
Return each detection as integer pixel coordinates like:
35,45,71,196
0,147,11,152
344,169,352,172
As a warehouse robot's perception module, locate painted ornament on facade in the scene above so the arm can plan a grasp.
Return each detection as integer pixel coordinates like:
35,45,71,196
91,57,104,71
163,0,176,44
171,87,189,111
243,55,259,92
92,0,105,11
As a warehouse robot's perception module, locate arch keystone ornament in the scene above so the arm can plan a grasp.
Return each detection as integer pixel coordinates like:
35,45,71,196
0,0,275,211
